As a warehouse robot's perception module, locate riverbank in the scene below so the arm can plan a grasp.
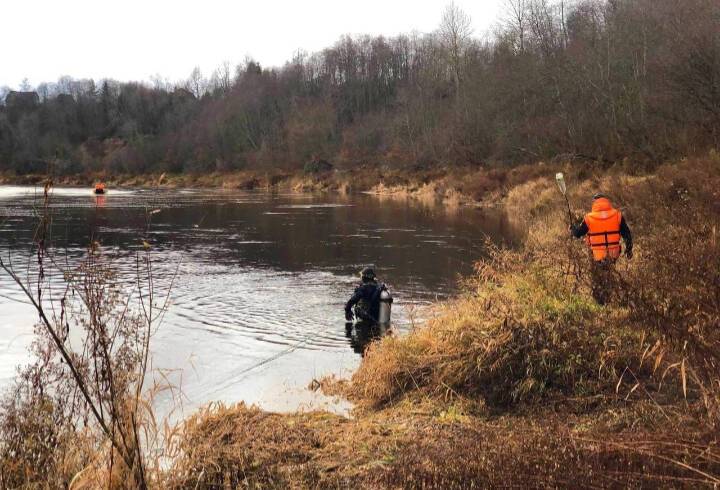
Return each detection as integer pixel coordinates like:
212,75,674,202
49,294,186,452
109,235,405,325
3,153,719,487
162,153,720,487
0,160,567,209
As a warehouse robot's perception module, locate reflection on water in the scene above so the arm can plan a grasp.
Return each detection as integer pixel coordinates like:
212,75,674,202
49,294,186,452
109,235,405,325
345,322,392,356
0,185,518,414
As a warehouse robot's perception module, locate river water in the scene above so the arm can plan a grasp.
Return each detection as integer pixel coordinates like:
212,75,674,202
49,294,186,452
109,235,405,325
0,185,516,416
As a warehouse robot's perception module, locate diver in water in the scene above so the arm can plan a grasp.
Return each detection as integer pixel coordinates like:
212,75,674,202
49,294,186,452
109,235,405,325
344,267,383,324
345,267,393,355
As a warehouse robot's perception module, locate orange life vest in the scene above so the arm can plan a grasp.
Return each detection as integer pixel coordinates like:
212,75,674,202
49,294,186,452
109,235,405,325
584,198,622,261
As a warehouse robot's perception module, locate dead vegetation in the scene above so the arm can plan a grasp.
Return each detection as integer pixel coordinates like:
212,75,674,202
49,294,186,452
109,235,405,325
164,399,718,488
3,154,720,488
0,161,559,208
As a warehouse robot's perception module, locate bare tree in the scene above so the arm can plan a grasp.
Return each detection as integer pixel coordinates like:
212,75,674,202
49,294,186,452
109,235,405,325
150,73,172,91
439,2,473,96
528,0,563,57
209,60,232,94
186,66,206,98
19,78,33,92
505,0,529,53
0,86,10,105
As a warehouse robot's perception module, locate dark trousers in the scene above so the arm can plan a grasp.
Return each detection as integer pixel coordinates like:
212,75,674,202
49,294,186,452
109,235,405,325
590,259,617,305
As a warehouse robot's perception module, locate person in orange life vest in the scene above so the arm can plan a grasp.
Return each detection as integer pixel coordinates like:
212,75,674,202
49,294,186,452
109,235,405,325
570,194,633,304
570,193,633,260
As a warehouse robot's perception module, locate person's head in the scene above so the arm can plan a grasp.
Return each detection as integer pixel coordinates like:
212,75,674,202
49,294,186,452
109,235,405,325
592,193,609,202
591,193,613,210
360,267,376,283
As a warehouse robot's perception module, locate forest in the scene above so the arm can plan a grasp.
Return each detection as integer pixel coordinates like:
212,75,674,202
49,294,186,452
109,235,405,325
0,0,718,176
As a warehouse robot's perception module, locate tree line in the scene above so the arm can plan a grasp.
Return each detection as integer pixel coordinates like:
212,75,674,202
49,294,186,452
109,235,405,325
0,0,718,176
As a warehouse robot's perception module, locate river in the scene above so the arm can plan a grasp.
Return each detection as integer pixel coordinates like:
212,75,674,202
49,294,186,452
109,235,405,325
0,185,516,416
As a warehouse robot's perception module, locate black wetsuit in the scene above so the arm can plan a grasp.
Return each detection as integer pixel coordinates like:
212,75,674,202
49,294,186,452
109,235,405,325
345,281,382,323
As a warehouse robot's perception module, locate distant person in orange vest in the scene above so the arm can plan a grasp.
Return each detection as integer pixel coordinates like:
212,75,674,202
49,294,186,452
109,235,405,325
570,193,633,304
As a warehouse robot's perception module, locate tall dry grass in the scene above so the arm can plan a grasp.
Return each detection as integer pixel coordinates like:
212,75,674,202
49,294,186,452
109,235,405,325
353,153,720,420
349,242,645,409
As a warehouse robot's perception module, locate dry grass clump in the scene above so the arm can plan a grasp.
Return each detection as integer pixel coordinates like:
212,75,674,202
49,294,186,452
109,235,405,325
166,402,417,488
349,243,644,409
368,410,720,488
168,403,326,488
166,400,720,489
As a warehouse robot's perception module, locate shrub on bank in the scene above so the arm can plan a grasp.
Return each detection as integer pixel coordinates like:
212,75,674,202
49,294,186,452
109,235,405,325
0,390,95,488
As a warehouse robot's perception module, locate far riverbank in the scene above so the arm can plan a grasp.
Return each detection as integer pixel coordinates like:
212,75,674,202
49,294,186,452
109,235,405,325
0,160,573,209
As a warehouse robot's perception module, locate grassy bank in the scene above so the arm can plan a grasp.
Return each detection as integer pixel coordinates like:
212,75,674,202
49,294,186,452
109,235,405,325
0,161,564,208
3,154,720,488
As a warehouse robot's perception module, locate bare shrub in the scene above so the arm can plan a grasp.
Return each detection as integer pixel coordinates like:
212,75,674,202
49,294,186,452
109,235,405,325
615,156,720,424
0,182,175,488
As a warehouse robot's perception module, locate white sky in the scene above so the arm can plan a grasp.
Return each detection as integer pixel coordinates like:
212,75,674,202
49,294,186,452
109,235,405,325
1,0,506,89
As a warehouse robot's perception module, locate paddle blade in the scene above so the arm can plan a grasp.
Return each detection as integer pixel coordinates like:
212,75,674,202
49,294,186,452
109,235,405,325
555,172,567,194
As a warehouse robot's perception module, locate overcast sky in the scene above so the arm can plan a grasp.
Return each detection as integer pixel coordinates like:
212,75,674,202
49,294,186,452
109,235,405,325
1,0,506,89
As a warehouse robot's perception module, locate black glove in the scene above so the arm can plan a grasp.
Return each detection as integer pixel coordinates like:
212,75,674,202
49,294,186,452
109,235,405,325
569,224,578,236
625,248,633,260
345,309,354,322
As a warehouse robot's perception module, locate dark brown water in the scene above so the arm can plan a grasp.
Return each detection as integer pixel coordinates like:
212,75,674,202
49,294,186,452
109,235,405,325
0,185,517,414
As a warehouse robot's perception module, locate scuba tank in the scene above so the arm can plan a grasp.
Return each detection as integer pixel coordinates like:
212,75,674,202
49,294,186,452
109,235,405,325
378,287,393,325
